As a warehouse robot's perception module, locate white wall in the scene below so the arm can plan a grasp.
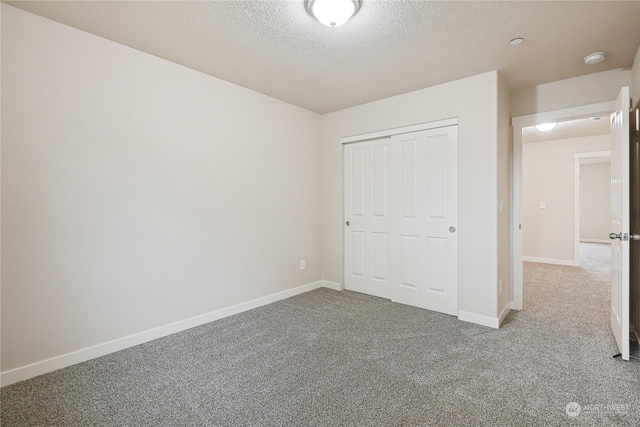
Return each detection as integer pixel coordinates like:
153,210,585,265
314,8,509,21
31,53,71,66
1,5,322,375
497,73,511,318
523,135,611,264
580,162,611,242
511,69,632,117
321,71,501,323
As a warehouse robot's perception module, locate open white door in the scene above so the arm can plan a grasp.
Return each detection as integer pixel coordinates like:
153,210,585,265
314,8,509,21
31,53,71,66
609,86,630,361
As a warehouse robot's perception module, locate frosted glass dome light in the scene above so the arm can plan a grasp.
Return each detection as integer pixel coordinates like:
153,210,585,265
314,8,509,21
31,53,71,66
306,0,362,28
535,122,557,132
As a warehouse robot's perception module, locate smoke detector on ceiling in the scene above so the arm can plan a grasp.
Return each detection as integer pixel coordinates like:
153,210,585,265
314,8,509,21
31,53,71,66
584,52,606,65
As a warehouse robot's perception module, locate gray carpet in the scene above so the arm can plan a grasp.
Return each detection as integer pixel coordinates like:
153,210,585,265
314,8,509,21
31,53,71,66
2,243,639,426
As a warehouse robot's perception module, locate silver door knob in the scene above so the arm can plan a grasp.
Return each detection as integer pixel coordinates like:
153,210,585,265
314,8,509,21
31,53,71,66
609,233,622,240
345,221,350,227
631,234,640,241
449,226,456,233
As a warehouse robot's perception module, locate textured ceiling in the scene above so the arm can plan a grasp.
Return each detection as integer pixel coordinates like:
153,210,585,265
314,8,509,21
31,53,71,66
5,1,640,114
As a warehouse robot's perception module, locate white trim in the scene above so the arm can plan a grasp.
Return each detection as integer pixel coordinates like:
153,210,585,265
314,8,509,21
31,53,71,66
498,305,511,327
321,280,343,291
511,122,523,311
511,102,614,127
574,151,612,159
574,156,581,266
458,311,500,329
522,256,579,267
511,101,615,312
580,238,611,244
340,118,457,144
1,280,333,387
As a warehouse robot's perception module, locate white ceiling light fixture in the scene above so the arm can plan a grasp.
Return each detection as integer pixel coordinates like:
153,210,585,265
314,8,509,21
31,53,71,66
305,0,362,28
584,51,606,65
535,122,557,131
509,37,524,46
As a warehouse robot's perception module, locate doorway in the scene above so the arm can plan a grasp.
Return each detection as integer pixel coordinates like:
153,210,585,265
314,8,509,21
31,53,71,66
512,88,633,360
511,101,614,310
520,118,611,268
519,117,612,333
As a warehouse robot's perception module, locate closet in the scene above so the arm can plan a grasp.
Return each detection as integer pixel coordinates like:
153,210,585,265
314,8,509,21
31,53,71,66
344,124,458,315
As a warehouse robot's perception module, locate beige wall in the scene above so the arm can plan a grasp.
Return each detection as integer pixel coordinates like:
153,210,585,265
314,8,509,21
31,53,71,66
580,162,611,242
523,135,611,263
511,69,632,117
321,71,501,321
497,73,511,316
1,5,322,372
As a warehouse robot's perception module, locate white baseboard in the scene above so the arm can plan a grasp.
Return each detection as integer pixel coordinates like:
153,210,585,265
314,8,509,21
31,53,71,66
522,256,579,267
498,304,511,327
580,238,610,244
458,310,500,329
321,280,342,291
1,280,336,387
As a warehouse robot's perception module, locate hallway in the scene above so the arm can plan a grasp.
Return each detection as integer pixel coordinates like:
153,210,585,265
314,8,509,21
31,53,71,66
523,243,611,330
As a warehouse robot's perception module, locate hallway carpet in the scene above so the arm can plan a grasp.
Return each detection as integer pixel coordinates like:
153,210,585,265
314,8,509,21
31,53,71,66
2,243,639,425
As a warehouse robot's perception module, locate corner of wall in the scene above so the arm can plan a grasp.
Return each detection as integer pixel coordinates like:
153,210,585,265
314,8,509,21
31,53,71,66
497,72,512,316
632,44,640,108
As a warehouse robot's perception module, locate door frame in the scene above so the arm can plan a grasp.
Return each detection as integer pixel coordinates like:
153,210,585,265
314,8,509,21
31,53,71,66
511,102,614,310
574,151,611,250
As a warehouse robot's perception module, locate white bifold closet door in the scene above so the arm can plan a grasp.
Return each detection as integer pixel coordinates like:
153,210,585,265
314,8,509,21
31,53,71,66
344,126,458,316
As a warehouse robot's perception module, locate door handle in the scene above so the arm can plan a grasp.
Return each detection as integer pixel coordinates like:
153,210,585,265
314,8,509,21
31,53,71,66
345,221,350,227
610,233,640,241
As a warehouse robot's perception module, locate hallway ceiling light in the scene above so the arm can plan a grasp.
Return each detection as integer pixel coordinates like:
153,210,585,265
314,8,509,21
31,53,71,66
305,0,361,28
509,37,524,46
535,122,557,131
584,52,606,65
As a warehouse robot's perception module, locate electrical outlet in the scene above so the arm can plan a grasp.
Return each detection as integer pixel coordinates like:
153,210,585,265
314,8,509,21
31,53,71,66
499,279,503,293
300,259,306,270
